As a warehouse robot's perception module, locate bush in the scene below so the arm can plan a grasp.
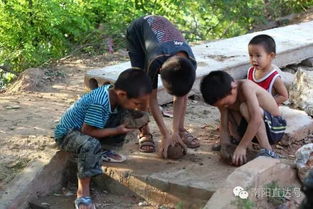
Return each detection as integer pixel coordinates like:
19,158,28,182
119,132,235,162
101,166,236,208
0,0,312,82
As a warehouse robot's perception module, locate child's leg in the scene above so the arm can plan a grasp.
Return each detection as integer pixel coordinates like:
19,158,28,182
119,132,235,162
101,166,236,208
58,131,103,199
239,103,272,150
126,22,145,69
227,111,242,141
177,95,200,148
77,177,91,198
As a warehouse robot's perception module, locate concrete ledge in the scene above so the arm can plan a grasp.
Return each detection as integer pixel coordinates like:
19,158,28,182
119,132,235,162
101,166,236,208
94,140,236,209
203,157,299,209
280,106,313,145
85,21,313,104
1,150,71,209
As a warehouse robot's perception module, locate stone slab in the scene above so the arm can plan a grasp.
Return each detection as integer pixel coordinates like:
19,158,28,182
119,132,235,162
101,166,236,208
95,137,235,209
280,106,313,146
301,57,313,67
0,150,71,209
203,157,301,209
85,21,313,104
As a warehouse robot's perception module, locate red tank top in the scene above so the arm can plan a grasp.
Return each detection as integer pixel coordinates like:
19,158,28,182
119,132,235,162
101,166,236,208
247,67,280,93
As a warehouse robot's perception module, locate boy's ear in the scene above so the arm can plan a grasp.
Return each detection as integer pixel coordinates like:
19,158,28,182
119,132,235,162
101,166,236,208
116,90,128,98
270,52,276,59
231,81,237,89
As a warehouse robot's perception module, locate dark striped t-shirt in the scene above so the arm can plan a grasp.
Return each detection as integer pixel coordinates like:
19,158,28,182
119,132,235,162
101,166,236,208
54,85,112,141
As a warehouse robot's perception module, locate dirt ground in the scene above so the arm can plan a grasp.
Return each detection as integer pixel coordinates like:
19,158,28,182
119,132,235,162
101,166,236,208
1,9,313,209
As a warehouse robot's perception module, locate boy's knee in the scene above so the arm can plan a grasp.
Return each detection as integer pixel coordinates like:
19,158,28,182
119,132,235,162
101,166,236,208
81,138,101,154
239,103,248,115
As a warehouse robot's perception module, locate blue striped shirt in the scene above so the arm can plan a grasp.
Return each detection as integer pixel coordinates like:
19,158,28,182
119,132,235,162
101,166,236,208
54,85,112,140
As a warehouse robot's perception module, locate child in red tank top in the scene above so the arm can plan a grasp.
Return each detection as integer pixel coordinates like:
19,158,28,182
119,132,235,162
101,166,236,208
247,34,288,105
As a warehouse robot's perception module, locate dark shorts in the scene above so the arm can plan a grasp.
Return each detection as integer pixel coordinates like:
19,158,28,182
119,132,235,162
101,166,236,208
237,110,287,145
126,17,146,70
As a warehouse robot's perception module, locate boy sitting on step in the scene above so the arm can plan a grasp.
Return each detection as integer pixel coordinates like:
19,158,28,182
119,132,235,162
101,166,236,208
54,69,152,209
200,71,286,166
247,34,288,105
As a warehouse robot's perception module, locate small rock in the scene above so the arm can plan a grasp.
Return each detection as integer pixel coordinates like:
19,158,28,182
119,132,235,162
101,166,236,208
276,144,284,150
301,57,313,67
64,191,74,197
138,201,150,206
276,203,289,209
41,202,50,207
5,105,20,110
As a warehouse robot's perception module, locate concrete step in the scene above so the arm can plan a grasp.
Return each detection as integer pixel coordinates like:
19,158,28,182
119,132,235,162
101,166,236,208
0,150,71,209
95,136,236,209
85,21,313,104
280,106,313,145
203,157,303,209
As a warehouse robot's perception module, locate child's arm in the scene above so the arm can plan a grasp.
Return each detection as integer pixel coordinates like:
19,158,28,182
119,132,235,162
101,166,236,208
81,123,133,139
149,89,172,158
273,77,288,105
219,107,232,145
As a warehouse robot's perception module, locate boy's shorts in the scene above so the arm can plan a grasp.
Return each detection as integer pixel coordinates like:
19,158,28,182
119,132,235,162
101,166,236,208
57,130,103,179
56,107,127,178
237,110,287,145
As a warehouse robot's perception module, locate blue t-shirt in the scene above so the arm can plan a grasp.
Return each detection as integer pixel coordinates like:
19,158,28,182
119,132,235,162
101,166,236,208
54,85,112,141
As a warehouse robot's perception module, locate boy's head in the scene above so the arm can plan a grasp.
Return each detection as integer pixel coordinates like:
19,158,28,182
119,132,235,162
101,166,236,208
200,71,237,108
248,34,276,71
249,34,276,54
160,56,195,97
114,68,152,110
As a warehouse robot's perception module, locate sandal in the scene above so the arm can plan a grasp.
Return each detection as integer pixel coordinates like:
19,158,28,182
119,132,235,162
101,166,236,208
138,133,156,153
179,130,200,148
101,150,126,163
74,196,96,209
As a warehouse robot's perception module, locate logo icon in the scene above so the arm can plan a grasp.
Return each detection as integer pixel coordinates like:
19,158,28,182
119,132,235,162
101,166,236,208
233,186,249,199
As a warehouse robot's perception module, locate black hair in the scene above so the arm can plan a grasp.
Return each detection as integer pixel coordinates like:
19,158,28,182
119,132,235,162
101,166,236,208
200,71,234,105
114,68,152,98
249,34,276,54
160,56,195,96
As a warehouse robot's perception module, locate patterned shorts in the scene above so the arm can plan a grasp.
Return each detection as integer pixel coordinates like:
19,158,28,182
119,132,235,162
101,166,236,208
57,130,103,178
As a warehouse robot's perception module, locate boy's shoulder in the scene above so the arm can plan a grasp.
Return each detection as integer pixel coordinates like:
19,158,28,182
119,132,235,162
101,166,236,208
237,79,262,97
83,85,111,103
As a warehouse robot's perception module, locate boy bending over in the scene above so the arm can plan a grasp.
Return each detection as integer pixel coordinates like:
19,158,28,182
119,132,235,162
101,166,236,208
200,71,286,166
126,15,199,158
54,69,152,209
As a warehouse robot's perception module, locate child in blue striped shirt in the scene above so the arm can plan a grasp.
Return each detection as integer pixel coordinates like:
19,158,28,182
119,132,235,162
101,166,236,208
54,68,152,209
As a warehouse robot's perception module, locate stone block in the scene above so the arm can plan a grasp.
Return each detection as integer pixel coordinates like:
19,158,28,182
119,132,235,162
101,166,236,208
301,57,313,67
289,69,313,116
280,106,313,145
203,157,298,209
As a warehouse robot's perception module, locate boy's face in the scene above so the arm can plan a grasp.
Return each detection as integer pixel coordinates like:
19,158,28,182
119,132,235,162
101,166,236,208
119,93,149,111
213,83,237,108
248,44,275,72
213,94,236,108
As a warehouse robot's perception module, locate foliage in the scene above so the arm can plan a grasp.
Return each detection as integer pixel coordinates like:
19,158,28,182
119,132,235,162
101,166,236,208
231,196,255,209
265,181,293,206
175,202,184,209
0,0,312,85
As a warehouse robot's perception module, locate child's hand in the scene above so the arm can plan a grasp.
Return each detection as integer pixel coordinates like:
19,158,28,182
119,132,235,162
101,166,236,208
159,134,173,159
172,132,187,150
232,145,247,166
115,124,135,134
159,133,186,159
